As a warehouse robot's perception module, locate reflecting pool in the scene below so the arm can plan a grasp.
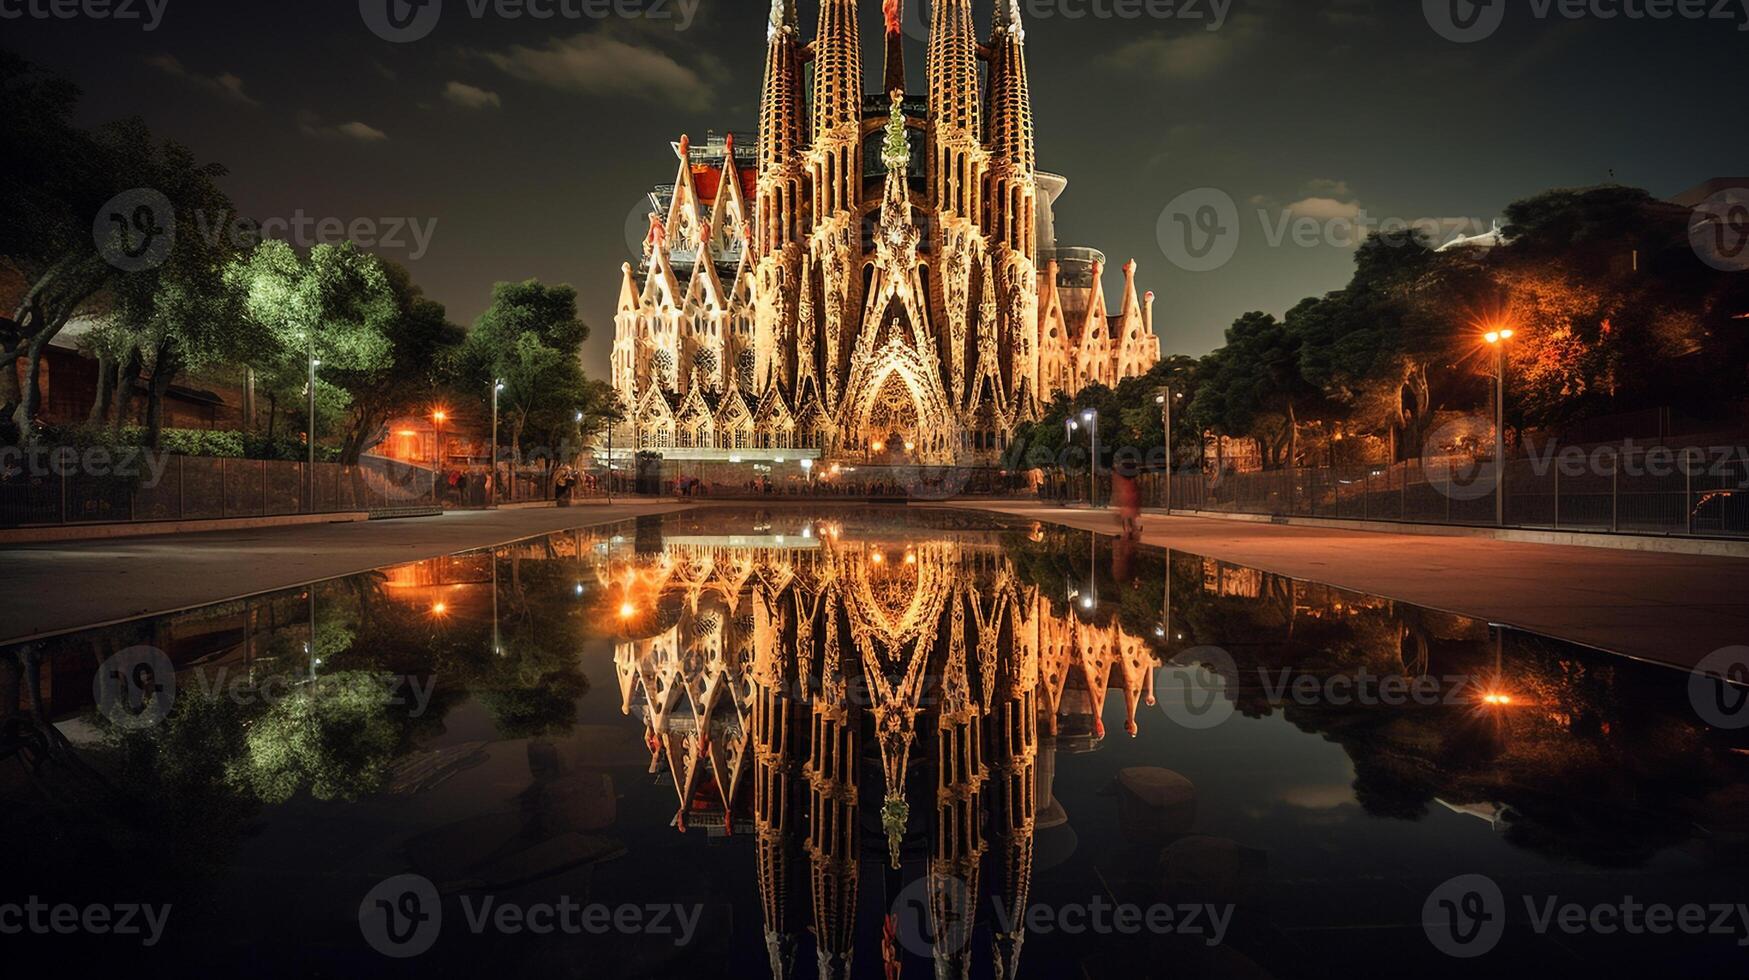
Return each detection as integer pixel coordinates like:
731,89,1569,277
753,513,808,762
3,506,1747,977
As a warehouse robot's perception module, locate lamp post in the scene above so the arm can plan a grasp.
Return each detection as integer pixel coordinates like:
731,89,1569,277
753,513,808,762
432,410,447,505
306,350,320,512
491,379,504,508
1156,388,1179,511
1064,418,1079,503
1484,327,1516,526
1082,409,1100,508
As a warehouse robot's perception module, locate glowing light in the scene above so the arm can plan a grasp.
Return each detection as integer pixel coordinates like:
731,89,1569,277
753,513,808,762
1482,692,1515,706
1080,596,1095,610
904,441,915,452
619,601,637,619
433,410,447,423
873,441,886,452
871,551,886,565
904,551,917,565
431,602,448,616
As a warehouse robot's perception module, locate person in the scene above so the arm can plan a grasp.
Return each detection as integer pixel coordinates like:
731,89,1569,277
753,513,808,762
1112,458,1142,541
554,464,574,507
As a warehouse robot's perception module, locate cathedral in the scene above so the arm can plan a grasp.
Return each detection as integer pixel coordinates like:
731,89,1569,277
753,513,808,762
611,0,1162,465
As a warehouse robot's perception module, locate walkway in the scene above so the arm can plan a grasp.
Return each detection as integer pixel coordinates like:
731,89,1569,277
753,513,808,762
935,502,1749,672
0,501,692,645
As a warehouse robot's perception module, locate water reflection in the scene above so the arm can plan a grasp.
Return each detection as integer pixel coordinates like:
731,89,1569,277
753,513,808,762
1,507,1746,976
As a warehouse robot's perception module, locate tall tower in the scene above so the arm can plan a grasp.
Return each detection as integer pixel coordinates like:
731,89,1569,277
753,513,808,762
985,0,1037,258
809,0,863,225
754,0,808,396
757,0,806,258
984,0,1041,412
926,0,983,223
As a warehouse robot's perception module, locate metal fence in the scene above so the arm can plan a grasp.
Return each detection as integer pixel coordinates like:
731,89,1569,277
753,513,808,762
0,456,449,528
1158,447,1749,539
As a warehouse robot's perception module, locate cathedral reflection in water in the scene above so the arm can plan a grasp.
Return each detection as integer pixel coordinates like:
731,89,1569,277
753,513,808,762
612,519,1154,979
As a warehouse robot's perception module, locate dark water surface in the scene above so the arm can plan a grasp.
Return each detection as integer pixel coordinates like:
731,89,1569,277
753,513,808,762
3,505,1746,978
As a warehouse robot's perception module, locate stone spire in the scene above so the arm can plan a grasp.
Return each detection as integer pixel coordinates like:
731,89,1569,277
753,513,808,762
810,0,863,222
985,0,1036,256
926,0,982,221
756,0,805,257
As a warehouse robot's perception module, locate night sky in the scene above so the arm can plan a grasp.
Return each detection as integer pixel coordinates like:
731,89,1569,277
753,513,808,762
8,0,1747,379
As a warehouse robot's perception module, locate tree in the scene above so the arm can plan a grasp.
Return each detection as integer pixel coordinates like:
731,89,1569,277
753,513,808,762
225,241,397,455
1190,311,1331,468
325,262,464,464
99,123,257,447
1,55,127,441
462,280,591,464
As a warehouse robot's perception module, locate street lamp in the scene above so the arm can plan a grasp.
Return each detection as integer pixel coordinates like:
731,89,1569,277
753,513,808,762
307,354,321,512
491,379,504,507
1156,388,1181,511
432,409,448,505
1484,327,1516,525
1082,409,1100,508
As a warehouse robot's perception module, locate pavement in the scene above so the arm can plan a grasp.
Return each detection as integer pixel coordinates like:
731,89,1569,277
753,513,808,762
7,498,1745,672
933,502,1749,672
0,501,692,645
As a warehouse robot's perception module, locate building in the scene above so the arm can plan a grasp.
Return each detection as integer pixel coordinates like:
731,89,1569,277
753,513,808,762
611,0,1161,465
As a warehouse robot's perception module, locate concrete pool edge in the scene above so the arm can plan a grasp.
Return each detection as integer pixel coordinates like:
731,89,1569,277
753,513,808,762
923,500,1749,674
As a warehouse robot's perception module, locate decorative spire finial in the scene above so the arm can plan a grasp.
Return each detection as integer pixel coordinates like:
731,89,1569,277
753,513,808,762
767,0,788,42
881,91,909,171
884,0,902,37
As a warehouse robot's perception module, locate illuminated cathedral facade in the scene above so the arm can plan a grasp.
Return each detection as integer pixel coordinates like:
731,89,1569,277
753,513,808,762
611,0,1162,464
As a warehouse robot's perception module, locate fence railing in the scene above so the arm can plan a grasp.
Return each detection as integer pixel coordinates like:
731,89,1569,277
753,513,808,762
0,456,452,528
1151,447,1749,539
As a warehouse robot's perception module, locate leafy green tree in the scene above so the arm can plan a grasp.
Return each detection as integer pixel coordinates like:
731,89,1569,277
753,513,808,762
0,58,201,442
225,240,397,454
98,123,259,447
462,280,591,463
327,261,465,464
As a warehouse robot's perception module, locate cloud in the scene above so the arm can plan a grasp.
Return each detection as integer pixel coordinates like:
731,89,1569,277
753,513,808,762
1304,178,1352,199
474,31,722,111
145,54,258,106
1109,14,1265,81
1286,196,1362,221
298,112,388,142
444,81,502,110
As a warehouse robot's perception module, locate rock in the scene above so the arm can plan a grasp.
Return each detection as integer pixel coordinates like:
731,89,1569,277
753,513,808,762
1159,835,1267,905
1112,767,1197,841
